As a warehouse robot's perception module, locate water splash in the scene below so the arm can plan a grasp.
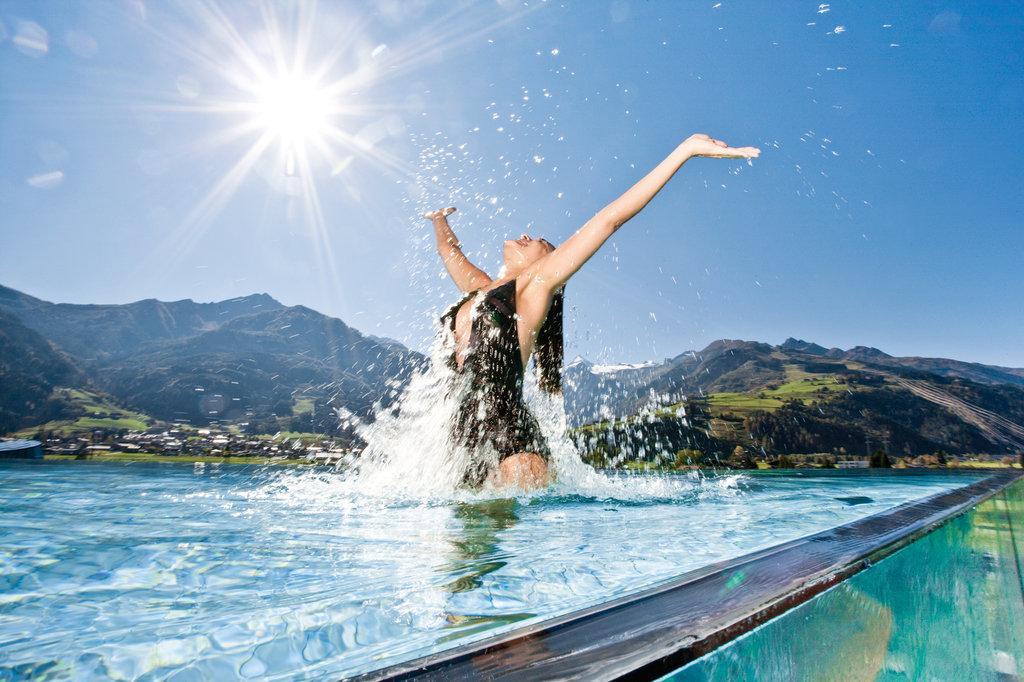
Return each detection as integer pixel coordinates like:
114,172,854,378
345,330,474,497
287,317,728,503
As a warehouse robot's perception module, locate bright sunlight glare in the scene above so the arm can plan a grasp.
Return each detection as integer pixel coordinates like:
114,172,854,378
142,0,541,283
252,72,334,147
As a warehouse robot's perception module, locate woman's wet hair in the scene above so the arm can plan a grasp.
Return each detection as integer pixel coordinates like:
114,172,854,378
534,287,564,394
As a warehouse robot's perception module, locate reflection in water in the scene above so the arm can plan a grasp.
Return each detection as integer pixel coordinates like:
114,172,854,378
446,499,519,594
440,499,536,641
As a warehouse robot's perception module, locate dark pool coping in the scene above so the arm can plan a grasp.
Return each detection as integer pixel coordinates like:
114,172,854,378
356,469,1023,681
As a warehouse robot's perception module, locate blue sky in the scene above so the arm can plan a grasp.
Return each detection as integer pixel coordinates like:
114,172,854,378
1,1,1022,366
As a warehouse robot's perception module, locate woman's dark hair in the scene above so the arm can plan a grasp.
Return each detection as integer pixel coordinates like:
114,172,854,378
534,287,564,394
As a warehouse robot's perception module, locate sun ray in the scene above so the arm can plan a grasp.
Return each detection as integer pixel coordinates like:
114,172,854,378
126,0,555,294
137,130,276,278
293,142,343,299
319,1,548,97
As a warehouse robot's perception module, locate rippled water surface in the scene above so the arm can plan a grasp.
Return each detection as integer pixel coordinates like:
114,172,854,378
0,462,979,680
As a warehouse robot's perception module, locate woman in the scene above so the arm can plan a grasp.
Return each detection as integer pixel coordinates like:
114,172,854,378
425,133,760,489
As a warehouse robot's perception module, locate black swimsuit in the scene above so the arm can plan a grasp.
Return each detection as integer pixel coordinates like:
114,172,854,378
440,280,552,486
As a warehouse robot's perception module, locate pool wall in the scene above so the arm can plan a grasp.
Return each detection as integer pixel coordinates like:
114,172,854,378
667,475,1024,680
359,470,1022,681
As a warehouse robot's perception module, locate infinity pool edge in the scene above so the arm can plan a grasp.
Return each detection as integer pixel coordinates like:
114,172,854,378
356,469,1023,681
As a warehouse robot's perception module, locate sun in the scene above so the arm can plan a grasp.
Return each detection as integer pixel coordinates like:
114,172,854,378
146,0,545,279
251,71,334,150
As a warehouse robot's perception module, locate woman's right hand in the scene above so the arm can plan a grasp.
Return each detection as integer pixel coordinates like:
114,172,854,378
681,134,760,160
422,206,457,220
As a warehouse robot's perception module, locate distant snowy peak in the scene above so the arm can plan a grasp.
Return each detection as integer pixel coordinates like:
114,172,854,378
591,361,660,375
567,357,661,375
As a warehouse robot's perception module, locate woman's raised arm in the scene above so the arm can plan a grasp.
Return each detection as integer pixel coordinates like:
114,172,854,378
426,207,493,292
526,134,759,291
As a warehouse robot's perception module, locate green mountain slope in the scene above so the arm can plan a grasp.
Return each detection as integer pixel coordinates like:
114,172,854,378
566,340,1024,462
0,309,85,434
0,285,423,432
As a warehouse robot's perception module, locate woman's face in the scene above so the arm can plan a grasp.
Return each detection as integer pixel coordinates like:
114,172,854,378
503,234,554,269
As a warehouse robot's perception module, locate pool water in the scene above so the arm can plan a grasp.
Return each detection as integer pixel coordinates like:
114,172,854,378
0,462,982,680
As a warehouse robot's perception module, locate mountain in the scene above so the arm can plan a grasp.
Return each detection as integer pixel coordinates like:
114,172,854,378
567,338,1024,424
98,306,422,425
780,338,829,356
0,285,284,362
563,356,665,425
0,309,85,433
3,283,1023,459
564,339,785,426
564,340,790,426
565,337,1024,459
0,285,423,430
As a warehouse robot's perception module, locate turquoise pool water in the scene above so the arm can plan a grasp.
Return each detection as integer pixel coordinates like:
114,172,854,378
0,462,983,679
665,477,1024,681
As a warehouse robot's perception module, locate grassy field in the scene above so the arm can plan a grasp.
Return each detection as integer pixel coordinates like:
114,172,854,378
292,397,316,415
706,365,851,417
575,367,850,433
707,393,786,411
12,388,157,437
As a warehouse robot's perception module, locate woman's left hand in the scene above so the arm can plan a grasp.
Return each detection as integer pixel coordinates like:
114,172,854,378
681,134,760,160
422,206,457,220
